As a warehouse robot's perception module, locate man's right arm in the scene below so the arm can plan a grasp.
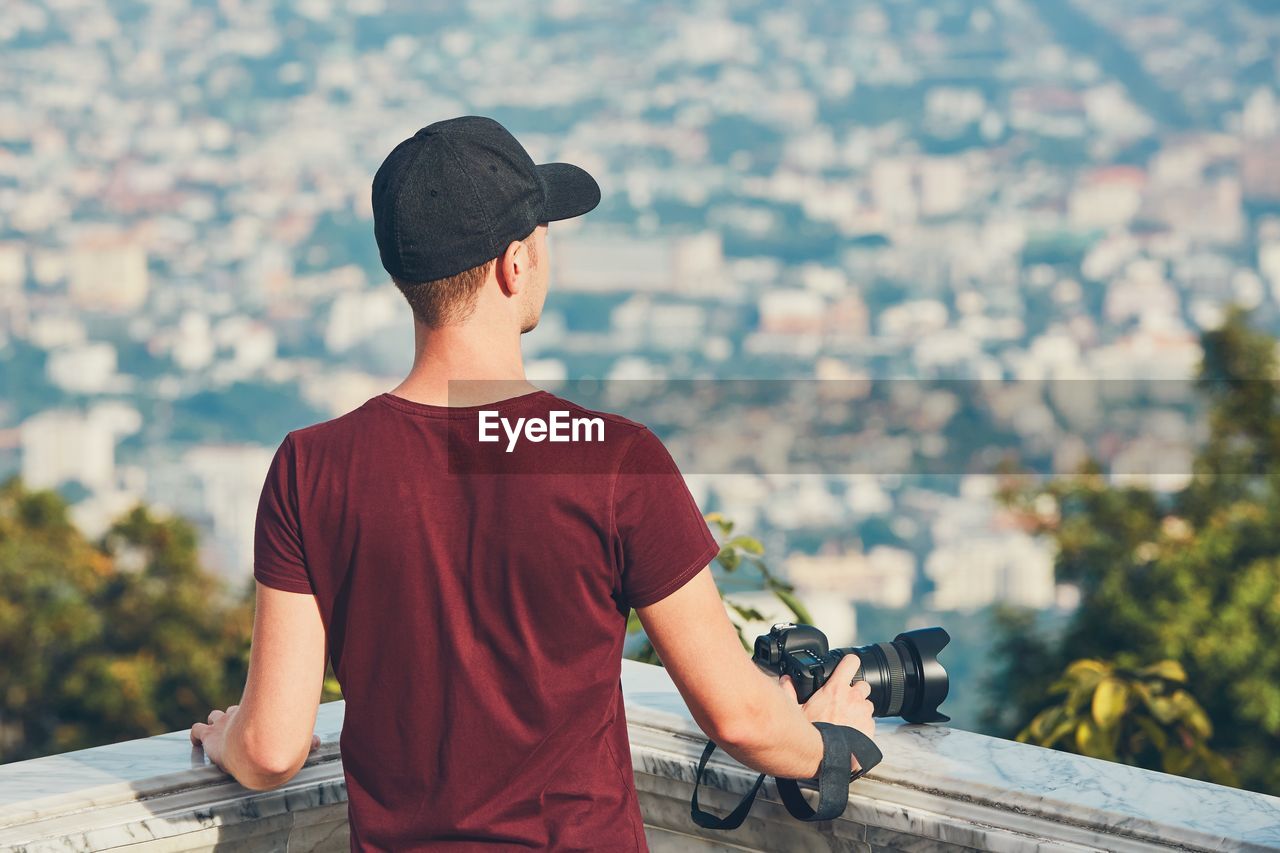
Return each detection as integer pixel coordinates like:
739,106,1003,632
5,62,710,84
635,566,875,780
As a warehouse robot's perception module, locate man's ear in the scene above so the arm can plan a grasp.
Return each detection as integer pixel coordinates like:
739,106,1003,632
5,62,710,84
497,240,527,297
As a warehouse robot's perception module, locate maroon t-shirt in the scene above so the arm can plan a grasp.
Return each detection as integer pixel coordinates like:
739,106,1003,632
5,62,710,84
253,390,720,851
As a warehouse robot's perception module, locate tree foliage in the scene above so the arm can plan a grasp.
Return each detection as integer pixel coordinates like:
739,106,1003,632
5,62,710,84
0,478,253,762
988,307,1280,794
1018,658,1234,785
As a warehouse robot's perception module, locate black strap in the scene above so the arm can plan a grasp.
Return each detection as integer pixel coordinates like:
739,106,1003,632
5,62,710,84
689,740,767,830
775,723,883,822
689,724,882,830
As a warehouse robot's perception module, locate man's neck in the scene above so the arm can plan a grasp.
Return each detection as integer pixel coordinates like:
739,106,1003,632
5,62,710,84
388,321,536,407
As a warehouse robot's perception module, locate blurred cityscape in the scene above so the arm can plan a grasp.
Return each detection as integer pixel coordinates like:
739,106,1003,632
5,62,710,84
2,0,1279,724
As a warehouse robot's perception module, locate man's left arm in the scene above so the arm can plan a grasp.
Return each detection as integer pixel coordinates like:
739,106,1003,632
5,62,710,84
190,581,326,790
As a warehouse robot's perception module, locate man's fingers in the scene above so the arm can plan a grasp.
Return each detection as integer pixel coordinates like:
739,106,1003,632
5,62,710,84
206,709,224,725
310,734,321,751
832,652,862,685
190,722,208,745
852,680,872,700
778,674,798,703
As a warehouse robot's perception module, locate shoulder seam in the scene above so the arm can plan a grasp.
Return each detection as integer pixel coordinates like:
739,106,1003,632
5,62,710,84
286,399,376,435
282,432,306,565
544,396,648,432
607,427,650,587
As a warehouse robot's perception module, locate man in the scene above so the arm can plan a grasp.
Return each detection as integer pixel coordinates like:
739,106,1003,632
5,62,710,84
191,115,875,851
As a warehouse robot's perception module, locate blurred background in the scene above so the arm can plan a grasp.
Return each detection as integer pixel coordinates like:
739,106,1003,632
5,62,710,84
1,0,1278,795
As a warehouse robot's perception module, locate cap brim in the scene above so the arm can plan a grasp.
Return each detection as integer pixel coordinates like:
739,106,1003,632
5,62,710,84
536,162,601,222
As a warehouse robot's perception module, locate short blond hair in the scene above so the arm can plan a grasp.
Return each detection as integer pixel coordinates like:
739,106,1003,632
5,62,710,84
393,230,538,327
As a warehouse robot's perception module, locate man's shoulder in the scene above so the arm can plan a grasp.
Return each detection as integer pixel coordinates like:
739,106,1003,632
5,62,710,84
536,393,681,473
279,398,381,450
538,392,650,439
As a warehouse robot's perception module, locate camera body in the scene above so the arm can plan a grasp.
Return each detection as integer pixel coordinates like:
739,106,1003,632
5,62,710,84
753,623,951,724
752,623,837,701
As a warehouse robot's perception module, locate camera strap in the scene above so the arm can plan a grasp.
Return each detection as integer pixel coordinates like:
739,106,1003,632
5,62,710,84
775,723,882,821
689,742,767,830
689,722,882,830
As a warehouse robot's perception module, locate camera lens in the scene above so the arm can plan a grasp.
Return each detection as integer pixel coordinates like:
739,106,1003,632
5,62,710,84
834,627,950,723
752,622,951,722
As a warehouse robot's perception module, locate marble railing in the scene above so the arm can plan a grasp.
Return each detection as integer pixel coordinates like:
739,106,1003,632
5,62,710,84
2,660,1279,852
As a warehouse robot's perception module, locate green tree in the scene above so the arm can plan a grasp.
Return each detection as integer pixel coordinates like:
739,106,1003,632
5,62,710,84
988,307,1280,794
0,477,253,762
625,512,812,665
978,605,1060,737
1018,658,1234,786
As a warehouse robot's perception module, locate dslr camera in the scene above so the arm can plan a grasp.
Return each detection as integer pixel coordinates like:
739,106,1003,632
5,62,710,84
753,623,951,723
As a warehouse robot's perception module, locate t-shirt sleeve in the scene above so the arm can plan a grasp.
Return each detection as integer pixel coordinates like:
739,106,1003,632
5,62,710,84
612,427,721,610
253,433,314,594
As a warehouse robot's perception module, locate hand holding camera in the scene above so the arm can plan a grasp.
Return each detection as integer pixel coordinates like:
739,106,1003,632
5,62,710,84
691,621,952,830
777,652,876,775
753,623,951,723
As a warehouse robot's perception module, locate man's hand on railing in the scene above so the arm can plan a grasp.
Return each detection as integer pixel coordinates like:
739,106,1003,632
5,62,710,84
190,704,321,779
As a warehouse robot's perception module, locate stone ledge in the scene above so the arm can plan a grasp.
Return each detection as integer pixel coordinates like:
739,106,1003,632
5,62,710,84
1,660,1277,851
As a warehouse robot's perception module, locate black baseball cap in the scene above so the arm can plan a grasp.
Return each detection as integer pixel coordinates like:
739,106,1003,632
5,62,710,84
372,115,601,283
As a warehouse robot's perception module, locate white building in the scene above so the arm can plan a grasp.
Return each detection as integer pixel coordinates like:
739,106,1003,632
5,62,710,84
722,588,858,650
758,290,826,335
213,315,278,374
1068,168,1144,230
0,243,25,293
1259,241,1280,299
869,158,918,224
170,310,215,371
919,157,970,218
610,297,708,351
69,487,146,542
1104,259,1180,326
20,408,116,491
877,299,949,341
552,232,730,295
301,369,398,418
182,444,277,579
784,546,916,609
46,341,118,394
925,532,1056,610
26,313,87,350
68,238,149,312
325,288,403,353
